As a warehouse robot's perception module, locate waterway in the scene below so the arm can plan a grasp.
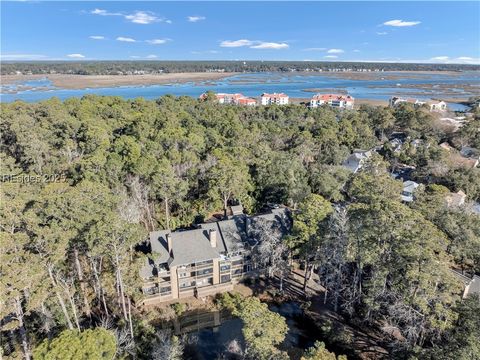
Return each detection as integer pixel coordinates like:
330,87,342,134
162,301,328,360
2,72,479,111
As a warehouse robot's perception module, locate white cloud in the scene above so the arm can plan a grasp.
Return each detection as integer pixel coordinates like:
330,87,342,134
376,32,388,35
303,47,326,51
67,53,85,58
146,38,170,45
129,55,159,59
383,19,421,27
353,49,361,53
250,42,289,50
89,35,105,40
220,39,253,47
327,49,344,54
125,11,158,24
91,9,167,24
220,39,288,50
324,55,338,59
91,8,117,16
429,56,479,64
191,50,221,54
116,37,136,42
187,16,205,22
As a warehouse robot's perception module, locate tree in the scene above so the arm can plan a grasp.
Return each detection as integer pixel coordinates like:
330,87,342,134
308,164,350,202
369,106,395,140
301,341,347,360
421,296,480,360
288,194,333,292
33,328,116,360
151,330,184,360
207,151,252,218
317,206,349,312
347,157,403,204
236,297,288,360
255,152,310,209
347,200,460,345
251,215,291,291
413,185,480,273
151,159,188,229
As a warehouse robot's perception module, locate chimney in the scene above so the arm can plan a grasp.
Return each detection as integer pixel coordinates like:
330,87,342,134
166,233,173,255
209,229,217,248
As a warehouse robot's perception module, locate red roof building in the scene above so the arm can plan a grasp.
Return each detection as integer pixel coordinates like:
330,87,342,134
310,94,354,109
199,92,256,106
260,93,289,105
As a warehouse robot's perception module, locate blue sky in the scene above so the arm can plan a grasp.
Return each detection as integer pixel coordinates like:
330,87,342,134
1,1,479,63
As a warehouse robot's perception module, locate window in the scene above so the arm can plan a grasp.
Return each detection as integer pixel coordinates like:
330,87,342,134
143,285,159,295
221,275,231,283
196,260,213,266
180,281,195,288
232,269,242,277
196,277,213,287
160,286,171,294
196,268,213,276
220,264,231,272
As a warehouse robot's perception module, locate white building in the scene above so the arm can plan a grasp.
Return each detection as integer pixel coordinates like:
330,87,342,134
389,96,426,108
427,100,447,112
389,97,447,112
343,149,372,173
401,180,419,202
260,93,289,106
452,271,480,299
199,93,256,106
310,94,354,109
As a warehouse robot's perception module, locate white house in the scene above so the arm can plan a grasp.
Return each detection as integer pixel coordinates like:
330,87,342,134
343,150,372,173
389,97,426,108
260,93,289,106
401,180,419,202
310,94,354,109
427,100,447,112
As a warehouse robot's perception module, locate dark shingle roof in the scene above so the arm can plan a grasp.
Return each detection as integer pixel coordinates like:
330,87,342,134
168,229,221,267
142,208,291,270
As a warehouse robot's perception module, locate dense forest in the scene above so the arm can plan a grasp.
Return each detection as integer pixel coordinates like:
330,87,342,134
1,95,480,359
2,60,480,75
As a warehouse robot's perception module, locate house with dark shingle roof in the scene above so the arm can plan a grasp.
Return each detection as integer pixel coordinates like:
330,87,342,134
139,206,291,305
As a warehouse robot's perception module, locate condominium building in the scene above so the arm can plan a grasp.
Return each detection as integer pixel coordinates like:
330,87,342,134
199,92,257,106
310,94,354,109
427,100,447,112
237,97,257,106
139,207,290,306
260,93,289,105
389,96,447,112
389,96,426,108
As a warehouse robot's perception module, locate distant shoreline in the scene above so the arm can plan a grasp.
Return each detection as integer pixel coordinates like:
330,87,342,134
1,72,238,91
1,71,476,108
2,70,476,91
